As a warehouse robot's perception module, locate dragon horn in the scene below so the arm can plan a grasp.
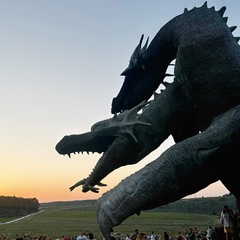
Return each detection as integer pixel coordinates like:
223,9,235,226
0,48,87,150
121,34,146,76
129,34,144,65
141,36,149,53
121,35,149,76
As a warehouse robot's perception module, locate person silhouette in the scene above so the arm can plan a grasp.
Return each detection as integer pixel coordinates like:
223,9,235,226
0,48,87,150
220,205,236,240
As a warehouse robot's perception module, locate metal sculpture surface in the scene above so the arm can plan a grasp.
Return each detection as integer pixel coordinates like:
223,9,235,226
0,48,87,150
56,3,240,239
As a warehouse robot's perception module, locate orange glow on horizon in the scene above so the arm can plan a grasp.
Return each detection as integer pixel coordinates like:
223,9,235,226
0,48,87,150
1,178,230,203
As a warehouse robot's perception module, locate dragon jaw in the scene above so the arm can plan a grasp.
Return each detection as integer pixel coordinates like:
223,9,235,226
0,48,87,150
55,130,119,156
55,101,151,157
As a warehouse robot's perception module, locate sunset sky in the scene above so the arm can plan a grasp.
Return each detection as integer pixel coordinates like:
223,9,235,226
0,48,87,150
1,0,239,203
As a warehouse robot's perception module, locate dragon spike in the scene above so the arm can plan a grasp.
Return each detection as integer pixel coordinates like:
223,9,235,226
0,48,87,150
210,6,215,11
201,1,207,9
184,8,188,14
217,6,226,17
235,37,240,43
223,17,228,23
229,26,237,32
129,34,144,66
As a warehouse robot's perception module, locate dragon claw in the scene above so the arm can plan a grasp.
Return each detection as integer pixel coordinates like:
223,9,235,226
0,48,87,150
97,181,107,187
70,178,106,193
82,184,99,193
69,178,87,191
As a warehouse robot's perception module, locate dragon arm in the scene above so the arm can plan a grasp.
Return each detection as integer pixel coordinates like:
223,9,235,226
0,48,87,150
57,80,197,193
96,105,240,240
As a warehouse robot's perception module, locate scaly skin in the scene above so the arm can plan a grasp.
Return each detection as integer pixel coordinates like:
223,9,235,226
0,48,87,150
56,3,240,238
97,106,240,239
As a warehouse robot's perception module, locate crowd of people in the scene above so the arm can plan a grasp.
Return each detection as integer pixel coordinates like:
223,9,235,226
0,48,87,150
0,206,239,240
0,227,215,240
108,207,240,240
110,227,215,240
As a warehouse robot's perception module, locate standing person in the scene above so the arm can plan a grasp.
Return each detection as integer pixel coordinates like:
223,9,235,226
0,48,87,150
136,233,148,240
77,231,87,240
150,232,156,240
87,233,95,240
220,205,236,240
163,232,169,240
64,234,72,240
176,232,184,240
185,228,195,240
126,235,131,240
206,226,213,240
131,229,139,240
193,227,198,240
236,209,240,239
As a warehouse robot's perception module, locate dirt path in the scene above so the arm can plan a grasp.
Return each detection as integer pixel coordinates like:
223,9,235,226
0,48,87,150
0,210,44,225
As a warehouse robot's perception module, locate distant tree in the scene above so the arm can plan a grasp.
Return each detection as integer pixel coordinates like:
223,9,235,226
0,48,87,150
0,195,39,217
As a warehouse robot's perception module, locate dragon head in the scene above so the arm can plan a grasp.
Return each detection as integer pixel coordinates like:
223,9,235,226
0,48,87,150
56,101,150,157
111,34,174,114
55,101,151,193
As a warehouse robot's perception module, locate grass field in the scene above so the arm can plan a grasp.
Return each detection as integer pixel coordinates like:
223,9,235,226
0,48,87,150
0,209,220,240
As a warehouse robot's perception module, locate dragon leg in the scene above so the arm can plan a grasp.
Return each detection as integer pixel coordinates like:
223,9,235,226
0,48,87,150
96,106,240,240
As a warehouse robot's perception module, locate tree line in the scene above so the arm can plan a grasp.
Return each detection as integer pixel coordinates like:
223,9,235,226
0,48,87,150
0,195,39,217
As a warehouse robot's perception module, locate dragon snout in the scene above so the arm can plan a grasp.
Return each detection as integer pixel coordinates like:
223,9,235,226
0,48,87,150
55,135,69,154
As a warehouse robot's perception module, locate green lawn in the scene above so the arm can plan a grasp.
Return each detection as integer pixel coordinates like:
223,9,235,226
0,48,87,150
0,210,220,240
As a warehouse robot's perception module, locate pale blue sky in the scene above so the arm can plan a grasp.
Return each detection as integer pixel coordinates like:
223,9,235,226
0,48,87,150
0,1,239,202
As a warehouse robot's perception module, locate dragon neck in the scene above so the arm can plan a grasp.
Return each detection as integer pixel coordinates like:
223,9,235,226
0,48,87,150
142,3,232,69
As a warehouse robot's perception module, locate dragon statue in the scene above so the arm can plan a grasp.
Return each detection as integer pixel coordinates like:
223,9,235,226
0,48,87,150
56,2,240,239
